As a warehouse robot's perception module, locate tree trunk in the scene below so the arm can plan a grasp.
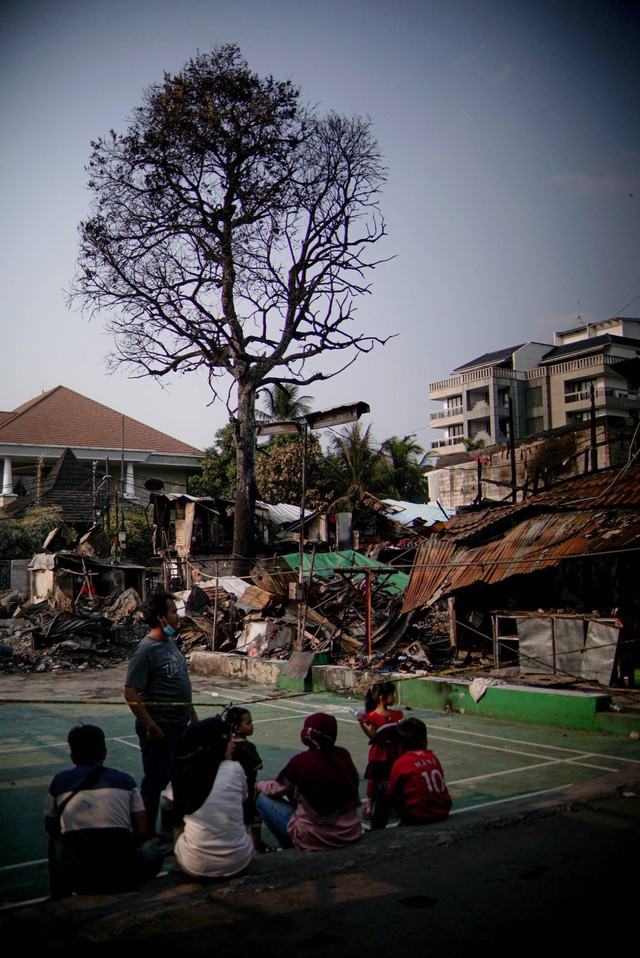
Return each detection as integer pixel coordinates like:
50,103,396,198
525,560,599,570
232,381,257,576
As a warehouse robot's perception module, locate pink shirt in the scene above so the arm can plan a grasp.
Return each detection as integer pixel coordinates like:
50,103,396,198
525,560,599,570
257,778,361,852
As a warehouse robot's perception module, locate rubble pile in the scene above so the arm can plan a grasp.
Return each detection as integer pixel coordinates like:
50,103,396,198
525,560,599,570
0,560,455,676
0,588,147,674
174,567,454,673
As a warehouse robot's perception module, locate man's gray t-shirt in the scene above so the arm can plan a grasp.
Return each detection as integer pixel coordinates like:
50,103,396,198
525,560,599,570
125,636,192,724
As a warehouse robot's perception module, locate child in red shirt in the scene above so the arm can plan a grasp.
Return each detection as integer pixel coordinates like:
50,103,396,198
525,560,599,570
358,681,404,829
388,718,452,825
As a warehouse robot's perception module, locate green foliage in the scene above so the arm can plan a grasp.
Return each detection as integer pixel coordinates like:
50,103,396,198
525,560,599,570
191,420,428,512
326,423,386,511
190,424,237,499
120,504,154,563
377,435,429,502
0,506,66,559
256,434,333,510
462,437,486,451
256,384,312,422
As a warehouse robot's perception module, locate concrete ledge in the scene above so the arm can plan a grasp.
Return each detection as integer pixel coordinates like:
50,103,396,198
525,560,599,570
190,651,287,686
3,769,639,951
189,653,636,733
396,675,613,731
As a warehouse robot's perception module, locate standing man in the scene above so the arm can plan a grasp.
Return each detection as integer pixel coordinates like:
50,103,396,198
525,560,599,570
125,590,197,835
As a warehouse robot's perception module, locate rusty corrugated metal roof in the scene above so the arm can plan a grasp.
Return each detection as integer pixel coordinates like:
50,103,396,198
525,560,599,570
402,465,640,611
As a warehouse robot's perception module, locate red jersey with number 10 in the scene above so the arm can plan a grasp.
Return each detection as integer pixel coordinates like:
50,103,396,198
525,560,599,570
388,749,452,823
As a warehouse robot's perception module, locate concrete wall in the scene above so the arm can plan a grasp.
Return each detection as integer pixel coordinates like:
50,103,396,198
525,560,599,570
188,651,635,733
10,559,29,593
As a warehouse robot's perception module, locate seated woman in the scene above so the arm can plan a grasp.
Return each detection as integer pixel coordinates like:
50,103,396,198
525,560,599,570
256,713,361,852
171,717,253,879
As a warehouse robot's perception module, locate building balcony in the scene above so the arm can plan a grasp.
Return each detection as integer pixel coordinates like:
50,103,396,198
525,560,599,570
429,365,518,398
564,387,640,406
431,437,467,450
430,406,463,422
467,400,490,419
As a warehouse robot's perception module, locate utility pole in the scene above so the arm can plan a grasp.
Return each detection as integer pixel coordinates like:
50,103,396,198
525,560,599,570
590,383,598,472
507,394,517,503
257,401,370,650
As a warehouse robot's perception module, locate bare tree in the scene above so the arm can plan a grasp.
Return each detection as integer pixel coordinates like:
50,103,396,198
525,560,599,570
69,45,390,571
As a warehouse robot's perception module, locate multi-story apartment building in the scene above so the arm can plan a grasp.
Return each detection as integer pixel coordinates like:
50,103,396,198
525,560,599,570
526,317,640,433
429,317,640,454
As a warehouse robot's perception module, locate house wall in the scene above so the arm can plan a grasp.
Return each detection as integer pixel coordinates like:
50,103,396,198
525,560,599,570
2,455,201,504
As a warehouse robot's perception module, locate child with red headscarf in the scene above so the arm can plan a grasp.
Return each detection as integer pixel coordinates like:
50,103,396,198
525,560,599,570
256,713,361,851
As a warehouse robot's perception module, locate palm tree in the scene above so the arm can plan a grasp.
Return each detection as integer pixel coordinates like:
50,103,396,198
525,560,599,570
256,384,312,422
378,435,429,502
327,423,385,511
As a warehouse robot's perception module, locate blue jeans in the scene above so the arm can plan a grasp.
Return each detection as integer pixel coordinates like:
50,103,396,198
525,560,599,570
256,793,295,848
136,719,187,833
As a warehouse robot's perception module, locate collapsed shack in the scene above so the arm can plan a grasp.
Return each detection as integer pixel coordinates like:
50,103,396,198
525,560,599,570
352,493,453,560
172,549,454,673
402,464,640,687
0,531,151,674
150,493,325,588
29,551,147,608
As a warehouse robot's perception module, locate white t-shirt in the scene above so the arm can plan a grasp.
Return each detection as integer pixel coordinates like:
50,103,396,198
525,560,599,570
174,760,253,878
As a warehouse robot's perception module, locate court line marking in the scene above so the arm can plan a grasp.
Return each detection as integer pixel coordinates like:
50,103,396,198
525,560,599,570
0,858,47,873
0,735,138,756
450,755,618,786
0,785,571,884
427,732,635,769
451,784,570,813
429,723,640,764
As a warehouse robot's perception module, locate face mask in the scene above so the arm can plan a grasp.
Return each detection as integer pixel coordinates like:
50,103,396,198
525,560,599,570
163,625,175,637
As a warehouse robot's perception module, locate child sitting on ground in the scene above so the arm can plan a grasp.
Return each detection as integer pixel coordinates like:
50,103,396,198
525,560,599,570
388,717,452,826
224,706,264,852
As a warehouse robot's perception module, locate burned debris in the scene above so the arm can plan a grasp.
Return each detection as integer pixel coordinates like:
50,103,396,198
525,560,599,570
403,465,640,687
154,550,453,674
0,588,147,674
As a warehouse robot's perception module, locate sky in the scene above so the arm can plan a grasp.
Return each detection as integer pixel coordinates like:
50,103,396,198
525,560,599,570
1,0,639,456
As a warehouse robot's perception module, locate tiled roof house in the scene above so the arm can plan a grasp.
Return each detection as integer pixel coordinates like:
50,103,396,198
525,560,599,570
0,386,203,508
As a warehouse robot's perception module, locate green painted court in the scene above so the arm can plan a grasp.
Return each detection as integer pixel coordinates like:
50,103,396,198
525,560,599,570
1,679,639,906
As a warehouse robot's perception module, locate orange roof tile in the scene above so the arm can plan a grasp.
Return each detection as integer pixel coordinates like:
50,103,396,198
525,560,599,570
0,386,202,456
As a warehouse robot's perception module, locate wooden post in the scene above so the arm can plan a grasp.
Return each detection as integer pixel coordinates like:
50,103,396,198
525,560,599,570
212,558,219,652
448,596,458,651
365,570,372,657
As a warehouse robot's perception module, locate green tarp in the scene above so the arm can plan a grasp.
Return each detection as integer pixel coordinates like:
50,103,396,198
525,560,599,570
281,549,409,595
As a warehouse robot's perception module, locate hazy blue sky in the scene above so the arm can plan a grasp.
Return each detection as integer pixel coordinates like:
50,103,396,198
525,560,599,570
2,0,639,454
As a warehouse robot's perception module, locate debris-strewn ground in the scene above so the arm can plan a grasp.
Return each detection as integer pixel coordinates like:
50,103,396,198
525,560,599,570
2,577,638,705
0,588,146,674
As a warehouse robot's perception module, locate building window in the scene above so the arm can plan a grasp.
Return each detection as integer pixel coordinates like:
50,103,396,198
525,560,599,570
565,379,595,402
526,416,544,435
566,411,589,424
526,386,542,409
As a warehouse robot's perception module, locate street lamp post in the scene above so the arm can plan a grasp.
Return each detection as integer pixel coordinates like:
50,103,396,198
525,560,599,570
257,400,370,649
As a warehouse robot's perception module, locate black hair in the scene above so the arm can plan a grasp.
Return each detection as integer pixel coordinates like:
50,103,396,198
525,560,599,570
171,717,231,820
365,681,396,714
224,706,250,731
68,724,106,764
398,717,428,751
142,589,177,627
